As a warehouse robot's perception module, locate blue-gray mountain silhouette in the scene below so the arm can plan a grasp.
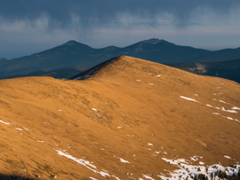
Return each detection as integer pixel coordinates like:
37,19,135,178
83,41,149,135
0,38,240,80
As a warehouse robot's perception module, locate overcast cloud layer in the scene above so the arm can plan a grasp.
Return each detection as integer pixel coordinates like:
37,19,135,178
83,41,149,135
0,0,240,58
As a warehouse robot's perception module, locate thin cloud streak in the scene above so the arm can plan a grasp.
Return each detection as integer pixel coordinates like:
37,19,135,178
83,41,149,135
0,0,240,29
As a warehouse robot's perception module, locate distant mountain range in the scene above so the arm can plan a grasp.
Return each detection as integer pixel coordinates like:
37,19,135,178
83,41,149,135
0,38,240,80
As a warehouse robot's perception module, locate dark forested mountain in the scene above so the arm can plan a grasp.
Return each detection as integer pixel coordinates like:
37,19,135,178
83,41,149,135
0,38,240,79
170,58,240,83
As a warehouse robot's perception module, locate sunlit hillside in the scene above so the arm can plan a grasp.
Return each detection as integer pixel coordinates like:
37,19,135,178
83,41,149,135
0,56,239,180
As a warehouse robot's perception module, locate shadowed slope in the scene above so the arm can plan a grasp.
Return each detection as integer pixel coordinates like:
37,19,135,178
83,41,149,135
0,175,37,180
0,56,240,180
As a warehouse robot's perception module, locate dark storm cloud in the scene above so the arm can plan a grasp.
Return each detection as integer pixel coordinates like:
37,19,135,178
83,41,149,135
0,0,239,28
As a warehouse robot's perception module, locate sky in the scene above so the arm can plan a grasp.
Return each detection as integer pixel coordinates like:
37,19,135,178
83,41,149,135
0,0,240,59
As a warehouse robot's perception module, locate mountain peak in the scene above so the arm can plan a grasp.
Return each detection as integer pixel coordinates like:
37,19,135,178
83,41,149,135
141,38,174,46
63,40,79,46
142,38,161,44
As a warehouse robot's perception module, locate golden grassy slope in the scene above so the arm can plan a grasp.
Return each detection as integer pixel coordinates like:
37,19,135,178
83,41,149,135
0,56,240,179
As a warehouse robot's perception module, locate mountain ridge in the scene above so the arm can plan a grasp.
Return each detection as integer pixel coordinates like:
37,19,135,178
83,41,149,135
1,38,240,80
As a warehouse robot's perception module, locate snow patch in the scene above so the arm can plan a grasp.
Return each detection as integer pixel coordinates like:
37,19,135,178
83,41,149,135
0,120,13,125
142,174,155,180
221,107,238,113
161,158,240,180
120,158,131,164
15,128,23,131
89,177,98,180
219,100,231,105
205,104,213,107
232,107,240,110
180,96,199,103
55,150,116,178
37,140,44,143
224,156,231,159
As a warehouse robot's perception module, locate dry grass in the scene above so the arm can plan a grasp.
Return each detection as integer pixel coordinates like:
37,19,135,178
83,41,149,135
0,56,239,179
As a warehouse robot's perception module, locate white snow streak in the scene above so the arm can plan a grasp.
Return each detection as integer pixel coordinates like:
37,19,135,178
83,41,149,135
205,104,213,107
142,174,155,180
180,96,199,103
0,120,30,131
0,120,13,125
232,107,240,110
89,177,98,180
219,100,232,105
221,107,237,113
55,150,121,178
224,155,231,159
15,128,23,131
120,158,131,164
180,96,239,117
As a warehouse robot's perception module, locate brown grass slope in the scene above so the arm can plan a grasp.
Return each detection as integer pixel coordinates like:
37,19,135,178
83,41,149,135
0,56,240,180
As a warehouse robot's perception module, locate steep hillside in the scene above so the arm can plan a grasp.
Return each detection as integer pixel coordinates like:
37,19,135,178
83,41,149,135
0,56,240,180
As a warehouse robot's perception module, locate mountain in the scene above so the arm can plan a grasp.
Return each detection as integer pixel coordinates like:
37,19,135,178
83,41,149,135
170,58,240,83
197,48,240,62
0,56,240,179
118,39,212,63
1,38,240,80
